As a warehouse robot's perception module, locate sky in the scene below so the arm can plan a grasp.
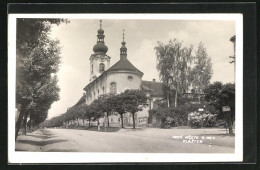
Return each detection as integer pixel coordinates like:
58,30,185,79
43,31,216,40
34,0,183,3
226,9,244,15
47,18,236,119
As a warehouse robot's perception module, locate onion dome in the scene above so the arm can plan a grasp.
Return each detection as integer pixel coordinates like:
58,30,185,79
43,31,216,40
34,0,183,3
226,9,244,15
98,28,104,35
93,20,108,54
93,42,108,53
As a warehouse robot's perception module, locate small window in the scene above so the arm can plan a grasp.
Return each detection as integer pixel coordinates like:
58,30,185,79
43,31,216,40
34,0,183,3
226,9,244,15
99,63,105,72
128,76,133,81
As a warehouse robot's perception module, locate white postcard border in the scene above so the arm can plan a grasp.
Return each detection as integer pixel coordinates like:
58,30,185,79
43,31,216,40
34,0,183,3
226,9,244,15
8,13,243,163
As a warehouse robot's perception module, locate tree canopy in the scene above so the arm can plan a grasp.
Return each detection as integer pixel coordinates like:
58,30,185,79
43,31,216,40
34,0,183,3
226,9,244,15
190,42,213,103
204,82,235,134
15,18,68,140
155,39,193,107
120,90,148,129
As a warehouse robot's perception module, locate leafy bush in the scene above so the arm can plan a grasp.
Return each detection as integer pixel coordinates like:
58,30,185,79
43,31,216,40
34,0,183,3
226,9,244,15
201,112,217,127
161,116,174,128
188,111,217,128
149,103,219,128
188,111,202,128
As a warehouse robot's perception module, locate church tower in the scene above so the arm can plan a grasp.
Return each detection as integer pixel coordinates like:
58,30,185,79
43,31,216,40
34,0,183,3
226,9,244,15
120,29,127,60
89,20,111,82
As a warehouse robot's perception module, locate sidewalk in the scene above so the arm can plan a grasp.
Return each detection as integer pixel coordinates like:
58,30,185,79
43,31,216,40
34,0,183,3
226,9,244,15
15,130,45,151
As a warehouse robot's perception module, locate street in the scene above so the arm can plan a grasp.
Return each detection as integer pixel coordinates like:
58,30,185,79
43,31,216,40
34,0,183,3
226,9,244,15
15,127,234,153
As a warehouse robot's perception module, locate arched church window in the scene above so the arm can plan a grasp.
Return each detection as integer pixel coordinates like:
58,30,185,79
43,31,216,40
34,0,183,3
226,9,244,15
99,63,105,72
110,82,117,94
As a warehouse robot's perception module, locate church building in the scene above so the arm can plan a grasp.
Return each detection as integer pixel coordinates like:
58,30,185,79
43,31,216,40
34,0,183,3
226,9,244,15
75,20,164,127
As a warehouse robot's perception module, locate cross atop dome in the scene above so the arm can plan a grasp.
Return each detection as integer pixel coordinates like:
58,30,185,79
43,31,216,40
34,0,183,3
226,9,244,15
100,20,102,29
123,29,125,41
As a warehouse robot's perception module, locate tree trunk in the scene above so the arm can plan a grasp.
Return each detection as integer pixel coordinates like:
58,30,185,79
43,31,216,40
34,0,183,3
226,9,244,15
198,88,201,104
167,92,170,108
174,89,178,108
15,104,27,141
229,115,233,134
132,113,135,129
77,118,79,126
22,116,27,135
82,118,85,126
121,114,124,128
107,114,110,127
89,118,91,127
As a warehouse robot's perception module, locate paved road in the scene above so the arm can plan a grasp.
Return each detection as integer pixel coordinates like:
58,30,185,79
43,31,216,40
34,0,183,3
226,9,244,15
16,128,234,153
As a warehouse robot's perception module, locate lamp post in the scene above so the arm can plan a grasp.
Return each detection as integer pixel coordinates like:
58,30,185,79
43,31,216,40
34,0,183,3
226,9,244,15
229,35,236,82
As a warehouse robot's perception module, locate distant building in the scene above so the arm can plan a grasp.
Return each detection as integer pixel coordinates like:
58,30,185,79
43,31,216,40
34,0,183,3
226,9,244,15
73,21,164,127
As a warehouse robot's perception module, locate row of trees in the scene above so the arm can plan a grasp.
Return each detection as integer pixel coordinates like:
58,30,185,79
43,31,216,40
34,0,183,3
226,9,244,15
15,19,68,140
40,90,148,129
155,39,213,107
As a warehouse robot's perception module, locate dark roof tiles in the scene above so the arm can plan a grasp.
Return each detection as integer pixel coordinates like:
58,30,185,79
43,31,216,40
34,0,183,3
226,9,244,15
106,59,143,76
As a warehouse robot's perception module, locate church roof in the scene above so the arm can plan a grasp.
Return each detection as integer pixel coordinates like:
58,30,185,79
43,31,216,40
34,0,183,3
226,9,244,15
106,58,143,76
73,94,86,107
141,80,164,97
83,59,143,91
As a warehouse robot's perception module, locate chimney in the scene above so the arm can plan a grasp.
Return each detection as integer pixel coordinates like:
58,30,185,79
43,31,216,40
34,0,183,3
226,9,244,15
153,79,156,82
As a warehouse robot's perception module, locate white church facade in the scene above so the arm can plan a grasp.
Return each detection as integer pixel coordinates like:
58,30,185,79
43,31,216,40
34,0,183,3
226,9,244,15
74,20,164,127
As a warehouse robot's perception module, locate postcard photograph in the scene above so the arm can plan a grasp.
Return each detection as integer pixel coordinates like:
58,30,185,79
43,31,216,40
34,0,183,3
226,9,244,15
8,14,243,163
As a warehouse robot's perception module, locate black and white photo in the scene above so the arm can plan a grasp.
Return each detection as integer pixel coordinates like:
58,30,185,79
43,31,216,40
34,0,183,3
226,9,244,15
8,14,243,163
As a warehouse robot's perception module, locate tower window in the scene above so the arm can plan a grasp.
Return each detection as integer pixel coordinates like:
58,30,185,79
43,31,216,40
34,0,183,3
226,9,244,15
110,82,117,94
99,63,105,72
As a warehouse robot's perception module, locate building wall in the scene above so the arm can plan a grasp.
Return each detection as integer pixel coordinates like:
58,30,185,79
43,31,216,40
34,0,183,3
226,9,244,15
85,75,107,105
106,71,142,94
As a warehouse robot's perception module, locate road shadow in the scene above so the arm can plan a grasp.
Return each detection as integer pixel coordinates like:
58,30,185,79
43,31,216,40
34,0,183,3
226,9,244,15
65,126,121,132
121,127,146,131
200,133,235,137
17,139,68,146
46,149,78,152
25,134,57,139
